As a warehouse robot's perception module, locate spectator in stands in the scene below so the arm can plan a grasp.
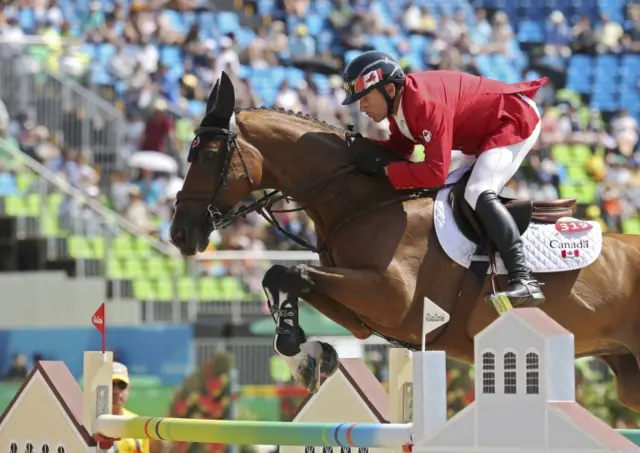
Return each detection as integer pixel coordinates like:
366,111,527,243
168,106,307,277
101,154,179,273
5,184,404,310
4,353,28,381
125,185,155,234
289,24,316,60
545,11,572,58
596,13,624,53
610,109,639,157
139,99,174,154
570,15,597,54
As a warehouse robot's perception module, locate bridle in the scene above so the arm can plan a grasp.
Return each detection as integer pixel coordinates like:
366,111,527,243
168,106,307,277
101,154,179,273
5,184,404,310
174,125,456,264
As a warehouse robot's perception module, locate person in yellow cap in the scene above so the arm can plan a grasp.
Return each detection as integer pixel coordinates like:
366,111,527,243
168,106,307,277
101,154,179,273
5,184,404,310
112,362,150,453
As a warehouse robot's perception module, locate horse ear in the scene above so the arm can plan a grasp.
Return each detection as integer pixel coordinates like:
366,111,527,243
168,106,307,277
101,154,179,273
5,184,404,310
211,71,235,120
205,78,220,115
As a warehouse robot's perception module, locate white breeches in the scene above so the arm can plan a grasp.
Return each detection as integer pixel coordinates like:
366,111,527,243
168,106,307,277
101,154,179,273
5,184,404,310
463,95,542,210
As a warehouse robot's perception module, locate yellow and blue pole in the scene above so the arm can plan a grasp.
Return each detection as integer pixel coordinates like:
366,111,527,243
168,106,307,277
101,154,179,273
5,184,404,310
96,415,413,448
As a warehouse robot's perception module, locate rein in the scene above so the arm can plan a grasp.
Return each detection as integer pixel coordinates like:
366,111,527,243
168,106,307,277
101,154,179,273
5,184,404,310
176,125,457,263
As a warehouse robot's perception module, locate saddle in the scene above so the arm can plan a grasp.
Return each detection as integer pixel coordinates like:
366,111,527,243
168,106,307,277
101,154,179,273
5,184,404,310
450,169,576,245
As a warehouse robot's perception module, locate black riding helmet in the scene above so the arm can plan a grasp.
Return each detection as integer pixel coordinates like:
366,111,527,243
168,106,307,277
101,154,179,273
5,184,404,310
341,51,405,116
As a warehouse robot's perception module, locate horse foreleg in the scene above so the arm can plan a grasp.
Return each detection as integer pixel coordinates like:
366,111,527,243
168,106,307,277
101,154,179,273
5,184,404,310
598,354,640,412
263,266,357,393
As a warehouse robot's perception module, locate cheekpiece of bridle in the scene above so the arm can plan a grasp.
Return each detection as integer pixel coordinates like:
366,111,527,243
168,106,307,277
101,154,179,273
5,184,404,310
176,126,254,234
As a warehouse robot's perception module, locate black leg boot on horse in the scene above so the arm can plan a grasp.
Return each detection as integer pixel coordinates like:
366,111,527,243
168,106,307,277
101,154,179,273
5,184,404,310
262,265,339,393
474,190,546,307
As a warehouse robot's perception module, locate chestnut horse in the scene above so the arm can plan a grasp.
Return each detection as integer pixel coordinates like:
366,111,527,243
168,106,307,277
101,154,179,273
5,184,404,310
170,72,640,411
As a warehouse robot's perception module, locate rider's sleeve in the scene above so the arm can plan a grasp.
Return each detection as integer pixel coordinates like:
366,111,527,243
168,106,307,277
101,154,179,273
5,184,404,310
385,101,452,189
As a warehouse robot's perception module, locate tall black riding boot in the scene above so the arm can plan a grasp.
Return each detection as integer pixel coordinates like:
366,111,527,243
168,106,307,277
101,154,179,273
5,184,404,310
473,190,546,307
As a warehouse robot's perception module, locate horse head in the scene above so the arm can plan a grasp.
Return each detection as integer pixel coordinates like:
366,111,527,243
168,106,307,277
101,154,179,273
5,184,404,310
170,71,264,255
169,71,403,257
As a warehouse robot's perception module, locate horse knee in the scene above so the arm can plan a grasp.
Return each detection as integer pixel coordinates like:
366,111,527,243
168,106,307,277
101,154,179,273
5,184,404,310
262,264,311,297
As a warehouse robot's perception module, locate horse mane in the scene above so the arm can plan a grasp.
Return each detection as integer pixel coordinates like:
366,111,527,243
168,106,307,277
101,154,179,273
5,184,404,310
234,106,346,135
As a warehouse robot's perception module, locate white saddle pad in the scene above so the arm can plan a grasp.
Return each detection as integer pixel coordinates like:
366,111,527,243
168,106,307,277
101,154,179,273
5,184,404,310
433,168,603,274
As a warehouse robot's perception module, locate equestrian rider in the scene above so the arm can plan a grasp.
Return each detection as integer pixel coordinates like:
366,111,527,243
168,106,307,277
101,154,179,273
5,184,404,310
342,50,548,307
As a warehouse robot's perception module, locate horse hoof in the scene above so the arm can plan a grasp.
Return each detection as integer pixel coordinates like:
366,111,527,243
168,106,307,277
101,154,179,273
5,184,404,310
294,341,324,393
319,342,339,378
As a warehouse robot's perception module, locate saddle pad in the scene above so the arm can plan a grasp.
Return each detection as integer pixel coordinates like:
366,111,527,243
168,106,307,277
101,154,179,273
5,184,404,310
433,168,603,274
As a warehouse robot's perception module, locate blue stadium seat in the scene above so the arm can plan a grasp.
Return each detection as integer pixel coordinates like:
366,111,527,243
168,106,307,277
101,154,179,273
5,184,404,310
18,8,35,33
217,11,240,35
305,14,326,36
256,0,276,16
96,44,116,64
160,46,182,67
344,50,363,64
517,20,545,43
188,100,206,117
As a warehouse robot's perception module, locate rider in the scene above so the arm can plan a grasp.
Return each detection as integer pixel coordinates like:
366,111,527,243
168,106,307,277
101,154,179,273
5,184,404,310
342,50,548,307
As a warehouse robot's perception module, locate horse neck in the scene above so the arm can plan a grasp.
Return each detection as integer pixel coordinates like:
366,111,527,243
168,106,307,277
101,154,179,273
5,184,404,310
237,109,349,191
236,109,365,231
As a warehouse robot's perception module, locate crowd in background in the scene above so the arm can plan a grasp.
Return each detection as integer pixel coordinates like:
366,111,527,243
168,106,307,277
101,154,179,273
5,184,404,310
0,0,639,253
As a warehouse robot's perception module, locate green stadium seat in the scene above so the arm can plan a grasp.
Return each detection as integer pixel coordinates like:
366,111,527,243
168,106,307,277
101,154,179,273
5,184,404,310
16,173,34,193
113,235,136,258
25,193,40,216
219,276,247,301
567,166,588,182
154,279,175,302
622,218,640,235
4,196,27,217
167,258,187,276
133,279,156,300
68,235,94,259
571,144,592,164
42,213,61,237
135,236,152,257
551,144,571,165
199,278,224,300
123,258,146,279
575,181,597,204
177,277,198,301
146,257,169,279
107,258,125,279
90,237,106,258
47,193,64,210
559,183,579,200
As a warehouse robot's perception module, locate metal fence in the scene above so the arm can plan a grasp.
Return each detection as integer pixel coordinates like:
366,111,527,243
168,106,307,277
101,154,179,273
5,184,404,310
0,37,125,177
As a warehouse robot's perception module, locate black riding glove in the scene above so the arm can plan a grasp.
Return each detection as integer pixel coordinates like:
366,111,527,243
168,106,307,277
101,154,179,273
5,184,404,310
352,152,390,177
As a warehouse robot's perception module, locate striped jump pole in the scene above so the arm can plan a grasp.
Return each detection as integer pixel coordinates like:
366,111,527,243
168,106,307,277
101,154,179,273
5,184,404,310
95,416,412,447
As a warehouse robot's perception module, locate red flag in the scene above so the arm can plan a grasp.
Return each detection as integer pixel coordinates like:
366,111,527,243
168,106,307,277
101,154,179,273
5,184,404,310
92,303,106,354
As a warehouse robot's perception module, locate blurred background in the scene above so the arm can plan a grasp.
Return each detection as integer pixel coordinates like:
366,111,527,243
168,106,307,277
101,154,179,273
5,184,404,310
0,0,639,449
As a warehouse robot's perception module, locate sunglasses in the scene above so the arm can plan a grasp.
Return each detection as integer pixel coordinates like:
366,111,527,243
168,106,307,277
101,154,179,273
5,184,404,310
113,380,128,390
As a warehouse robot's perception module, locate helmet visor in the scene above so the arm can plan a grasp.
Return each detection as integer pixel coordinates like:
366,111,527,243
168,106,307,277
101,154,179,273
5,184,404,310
341,68,384,105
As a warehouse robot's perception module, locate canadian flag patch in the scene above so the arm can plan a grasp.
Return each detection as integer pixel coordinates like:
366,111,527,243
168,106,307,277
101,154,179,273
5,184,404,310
561,249,580,258
355,68,383,92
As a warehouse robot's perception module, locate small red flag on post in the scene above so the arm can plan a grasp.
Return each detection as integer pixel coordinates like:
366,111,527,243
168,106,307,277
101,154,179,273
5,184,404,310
92,303,106,354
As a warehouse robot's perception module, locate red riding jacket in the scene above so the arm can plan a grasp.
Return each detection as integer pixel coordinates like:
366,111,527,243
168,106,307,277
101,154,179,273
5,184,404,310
369,70,547,190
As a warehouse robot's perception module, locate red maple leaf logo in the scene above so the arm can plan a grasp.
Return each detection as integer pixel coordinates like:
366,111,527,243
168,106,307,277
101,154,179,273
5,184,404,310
365,72,377,83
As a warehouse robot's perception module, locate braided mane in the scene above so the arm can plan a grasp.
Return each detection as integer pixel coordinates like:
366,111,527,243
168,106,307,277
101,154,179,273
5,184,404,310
234,106,346,135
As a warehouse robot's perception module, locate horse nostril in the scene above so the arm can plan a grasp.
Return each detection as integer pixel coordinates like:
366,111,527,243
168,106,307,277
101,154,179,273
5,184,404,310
171,227,186,245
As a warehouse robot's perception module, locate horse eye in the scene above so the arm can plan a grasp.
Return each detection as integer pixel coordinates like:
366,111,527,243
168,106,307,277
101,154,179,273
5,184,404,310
205,151,215,161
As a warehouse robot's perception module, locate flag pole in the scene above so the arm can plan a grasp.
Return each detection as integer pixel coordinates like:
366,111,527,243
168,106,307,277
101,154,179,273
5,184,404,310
92,303,107,362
